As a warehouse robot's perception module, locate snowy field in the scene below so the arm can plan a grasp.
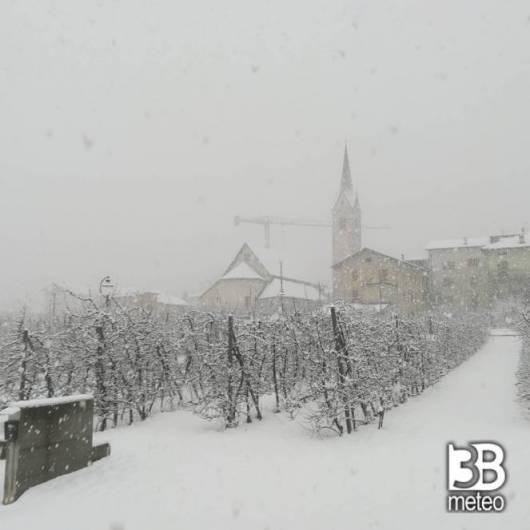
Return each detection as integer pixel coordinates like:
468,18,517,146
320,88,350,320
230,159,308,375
1,330,529,530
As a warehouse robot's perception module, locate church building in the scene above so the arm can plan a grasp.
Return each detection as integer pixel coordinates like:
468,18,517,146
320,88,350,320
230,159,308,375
332,147,427,312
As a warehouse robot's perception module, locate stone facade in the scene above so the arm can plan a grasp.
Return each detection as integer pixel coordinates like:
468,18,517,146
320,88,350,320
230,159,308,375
332,248,428,313
426,239,489,309
426,232,530,309
483,235,530,303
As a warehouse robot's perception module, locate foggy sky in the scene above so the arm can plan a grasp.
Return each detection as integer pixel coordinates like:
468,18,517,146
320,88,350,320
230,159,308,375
1,0,530,310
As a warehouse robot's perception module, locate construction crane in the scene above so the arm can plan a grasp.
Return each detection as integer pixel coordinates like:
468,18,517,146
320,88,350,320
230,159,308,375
234,215,391,248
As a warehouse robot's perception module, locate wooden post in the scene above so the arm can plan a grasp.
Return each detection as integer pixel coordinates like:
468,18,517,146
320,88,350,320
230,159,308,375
331,307,353,434
95,324,108,431
227,315,236,427
272,342,281,413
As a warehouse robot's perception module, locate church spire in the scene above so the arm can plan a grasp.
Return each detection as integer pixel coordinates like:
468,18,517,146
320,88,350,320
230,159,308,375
332,144,362,268
341,145,353,194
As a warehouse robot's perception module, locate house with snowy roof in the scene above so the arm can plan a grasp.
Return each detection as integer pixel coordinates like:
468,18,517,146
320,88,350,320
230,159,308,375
425,236,491,308
482,232,530,302
114,287,189,316
199,242,323,314
426,230,530,308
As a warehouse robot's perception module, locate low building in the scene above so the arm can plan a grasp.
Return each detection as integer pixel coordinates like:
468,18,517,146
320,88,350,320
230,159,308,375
200,261,268,313
482,233,530,303
155,293,190,317
200,243,323,314
256,278,321,314
115,288,189,316
425,236,490,308
44,283,189,321
426,230,530,309
332,248,428,313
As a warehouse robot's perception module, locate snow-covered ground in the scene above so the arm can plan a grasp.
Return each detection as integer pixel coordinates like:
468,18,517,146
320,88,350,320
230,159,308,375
1,330,529,530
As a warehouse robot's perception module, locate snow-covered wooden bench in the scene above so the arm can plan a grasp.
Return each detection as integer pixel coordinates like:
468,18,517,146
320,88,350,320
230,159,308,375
0,394,110,504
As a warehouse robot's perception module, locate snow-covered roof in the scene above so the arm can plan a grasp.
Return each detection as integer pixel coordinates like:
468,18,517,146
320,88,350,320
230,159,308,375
222,243,315,283
483,235,530,250
333,247,424,271
201,245,308,299
115,288,188,306
8,394,93,409
116,286,157,297
426,234,530,252
222,262,265,280
259,278,321,301
0,407,22,422
405,254,428,262
425,237,490,251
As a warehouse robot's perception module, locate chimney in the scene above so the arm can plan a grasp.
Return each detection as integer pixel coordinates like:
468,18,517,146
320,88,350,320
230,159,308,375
520,227,526,245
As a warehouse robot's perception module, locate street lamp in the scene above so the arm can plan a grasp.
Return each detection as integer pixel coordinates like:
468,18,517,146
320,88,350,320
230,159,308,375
99,276,114,307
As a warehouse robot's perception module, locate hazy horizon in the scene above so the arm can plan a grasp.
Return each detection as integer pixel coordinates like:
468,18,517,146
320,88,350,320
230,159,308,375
1,0,529,310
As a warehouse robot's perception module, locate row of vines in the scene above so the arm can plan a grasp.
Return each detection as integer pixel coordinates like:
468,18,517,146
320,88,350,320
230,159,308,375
0,298,488,435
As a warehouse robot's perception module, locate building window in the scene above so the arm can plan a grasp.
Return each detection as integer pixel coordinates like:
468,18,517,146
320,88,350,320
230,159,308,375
351,269,359,281
467,257,479,268
339,218,347,230
497,261,509,281
379,268,388,281
442,277,454,288
446,261,456,270
471,293,479,308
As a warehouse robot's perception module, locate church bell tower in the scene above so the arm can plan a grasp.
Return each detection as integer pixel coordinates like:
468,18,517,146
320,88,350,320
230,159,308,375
332,145,362,266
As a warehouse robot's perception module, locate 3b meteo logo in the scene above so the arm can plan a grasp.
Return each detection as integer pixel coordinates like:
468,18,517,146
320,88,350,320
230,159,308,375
446,442,507,512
